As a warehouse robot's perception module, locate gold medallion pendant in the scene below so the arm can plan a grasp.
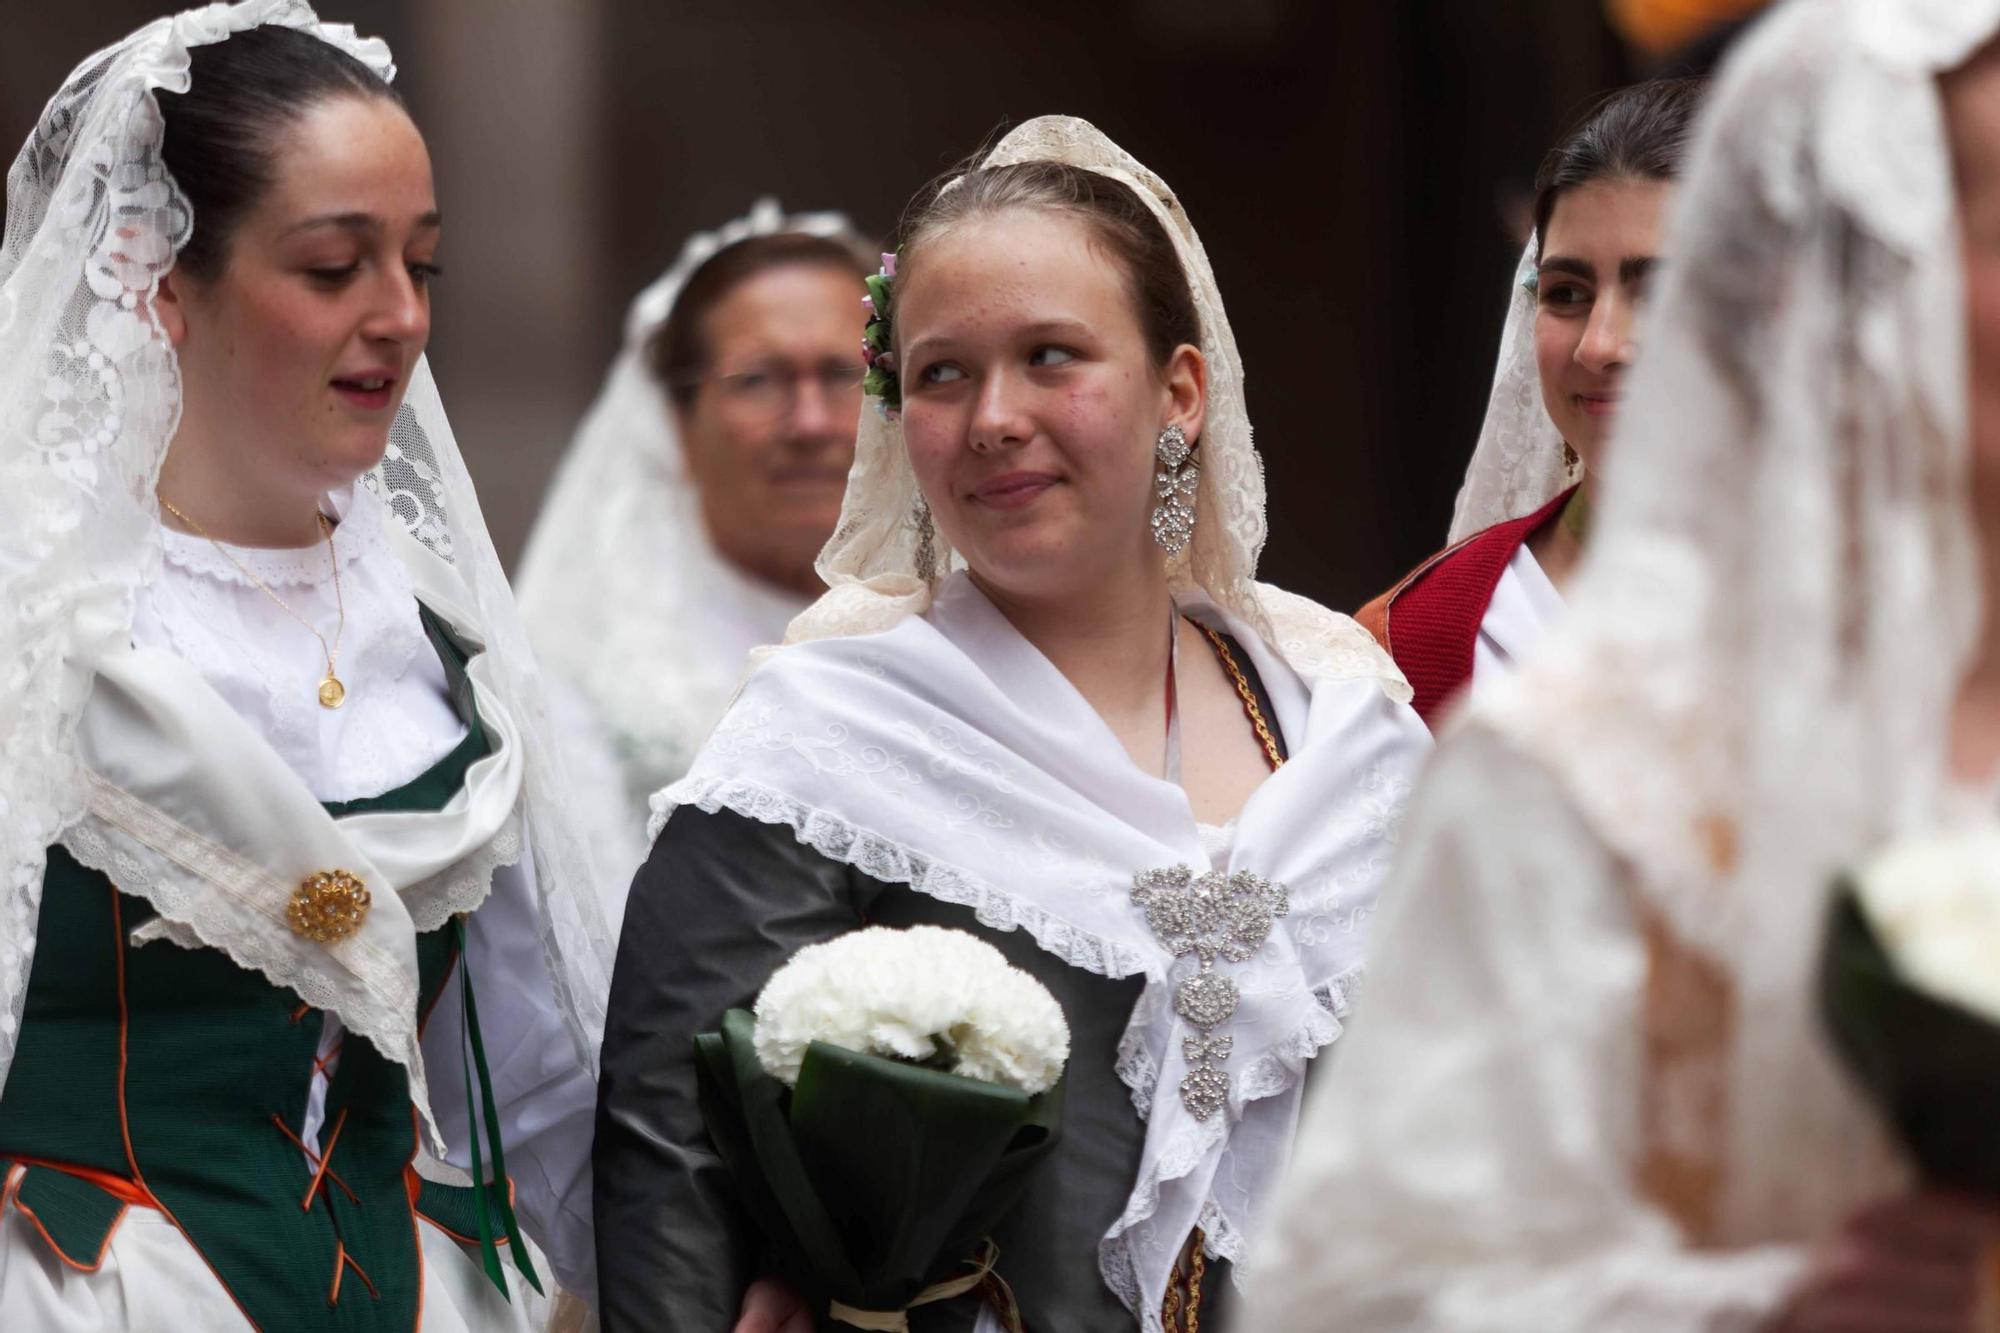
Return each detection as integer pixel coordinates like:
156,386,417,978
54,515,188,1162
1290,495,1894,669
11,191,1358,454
157,498,350,712
288,869,371,943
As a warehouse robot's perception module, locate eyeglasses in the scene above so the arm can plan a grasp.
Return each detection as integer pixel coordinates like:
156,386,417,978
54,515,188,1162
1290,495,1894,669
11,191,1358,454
686,362,868,422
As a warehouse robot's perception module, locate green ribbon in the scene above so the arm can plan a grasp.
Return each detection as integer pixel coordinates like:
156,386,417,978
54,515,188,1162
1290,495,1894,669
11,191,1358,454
452,916,544,1299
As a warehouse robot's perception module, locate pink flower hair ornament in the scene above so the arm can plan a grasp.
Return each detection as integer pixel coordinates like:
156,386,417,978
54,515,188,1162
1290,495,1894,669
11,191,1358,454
861,252,900,420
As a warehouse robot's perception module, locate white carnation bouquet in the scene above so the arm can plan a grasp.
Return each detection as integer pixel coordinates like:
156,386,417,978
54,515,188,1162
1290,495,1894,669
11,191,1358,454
695,925,1070,1330
1850,827,2000,1023
751,925,1069,1094
1821,823,2000,1191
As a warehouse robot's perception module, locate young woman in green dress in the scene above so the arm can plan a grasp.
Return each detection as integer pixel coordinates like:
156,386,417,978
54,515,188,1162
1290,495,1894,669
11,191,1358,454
0,4,612,1327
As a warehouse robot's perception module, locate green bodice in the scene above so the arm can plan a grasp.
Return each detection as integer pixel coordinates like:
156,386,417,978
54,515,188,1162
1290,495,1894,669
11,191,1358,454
0,610,502,1331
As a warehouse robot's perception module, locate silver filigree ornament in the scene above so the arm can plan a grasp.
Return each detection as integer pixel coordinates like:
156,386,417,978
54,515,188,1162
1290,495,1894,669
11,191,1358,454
1149,423,1199,555
1131,863,1290,1121
911,493,940,585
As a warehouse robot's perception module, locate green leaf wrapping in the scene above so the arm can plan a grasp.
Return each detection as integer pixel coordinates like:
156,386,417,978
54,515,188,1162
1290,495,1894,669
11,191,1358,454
694,1008,1063,1315
1819,880,2000,1192
694,1011,863,1300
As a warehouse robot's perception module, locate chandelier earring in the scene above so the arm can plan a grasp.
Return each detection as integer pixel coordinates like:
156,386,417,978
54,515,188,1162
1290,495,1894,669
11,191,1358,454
1149,424,1198,555
912,492,940,585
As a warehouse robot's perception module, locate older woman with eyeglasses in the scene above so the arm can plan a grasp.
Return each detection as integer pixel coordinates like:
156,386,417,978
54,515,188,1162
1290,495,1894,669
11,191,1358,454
517,203,876,905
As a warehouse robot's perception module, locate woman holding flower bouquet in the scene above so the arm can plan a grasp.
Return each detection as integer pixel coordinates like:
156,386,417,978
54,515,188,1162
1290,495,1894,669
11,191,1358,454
1249,2,2000,1330
594,117,1431,1331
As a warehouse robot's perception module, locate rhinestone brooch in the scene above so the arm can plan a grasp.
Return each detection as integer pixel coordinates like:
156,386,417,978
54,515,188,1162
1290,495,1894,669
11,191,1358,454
288,869,371,943
1132,863,1289,1121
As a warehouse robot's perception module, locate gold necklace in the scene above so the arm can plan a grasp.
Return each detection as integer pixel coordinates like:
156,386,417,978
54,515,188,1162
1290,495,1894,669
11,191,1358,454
158,497,349,709
1193,623,1284,771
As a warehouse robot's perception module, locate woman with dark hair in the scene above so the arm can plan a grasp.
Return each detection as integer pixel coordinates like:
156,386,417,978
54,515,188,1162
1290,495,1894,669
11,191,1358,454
1252,4,2000,1328
517,204,875,904
593,118,1430,1331
1358,78,1704,727
0,4,609,1328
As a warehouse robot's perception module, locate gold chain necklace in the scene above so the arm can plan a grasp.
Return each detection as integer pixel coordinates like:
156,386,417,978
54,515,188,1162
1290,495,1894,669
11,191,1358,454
158,497,349,709
1193,622,1284,771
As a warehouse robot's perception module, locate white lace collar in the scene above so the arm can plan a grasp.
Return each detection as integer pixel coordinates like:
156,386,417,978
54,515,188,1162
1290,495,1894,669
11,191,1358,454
158,481,385,588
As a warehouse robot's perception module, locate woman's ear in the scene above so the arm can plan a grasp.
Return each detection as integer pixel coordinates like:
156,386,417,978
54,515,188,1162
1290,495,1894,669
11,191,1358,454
1163,342,1207,446
153,268,190,347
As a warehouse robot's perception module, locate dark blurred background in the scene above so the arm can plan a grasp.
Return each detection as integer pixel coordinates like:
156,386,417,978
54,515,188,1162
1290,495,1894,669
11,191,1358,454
4,1,1724,609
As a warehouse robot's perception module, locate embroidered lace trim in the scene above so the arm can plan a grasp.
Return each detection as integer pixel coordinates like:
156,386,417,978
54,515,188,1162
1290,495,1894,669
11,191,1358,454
401,804,525,932
660,775,1154,978
60,795,435,1147
156,481,384,587
1099,967,1359,1324
58,774,525,1152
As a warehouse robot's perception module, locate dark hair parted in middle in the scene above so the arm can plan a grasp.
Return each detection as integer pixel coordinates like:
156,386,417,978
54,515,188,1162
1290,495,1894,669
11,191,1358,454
895,160,1202,372
1532,77,1707,255
649,233,876,406
158,25,404,280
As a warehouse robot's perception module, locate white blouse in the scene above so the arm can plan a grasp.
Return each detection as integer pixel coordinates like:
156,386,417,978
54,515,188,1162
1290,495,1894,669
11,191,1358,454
134,484,467,803
1470,543,1567,693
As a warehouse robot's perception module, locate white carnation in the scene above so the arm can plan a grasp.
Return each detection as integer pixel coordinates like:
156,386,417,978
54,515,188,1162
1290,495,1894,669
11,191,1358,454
751,925,1071,1095
1854,824,2000,1024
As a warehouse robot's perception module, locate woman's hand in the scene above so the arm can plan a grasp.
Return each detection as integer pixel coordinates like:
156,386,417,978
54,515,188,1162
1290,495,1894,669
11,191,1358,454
1771,1191,2000,1332
731,1277,813,1333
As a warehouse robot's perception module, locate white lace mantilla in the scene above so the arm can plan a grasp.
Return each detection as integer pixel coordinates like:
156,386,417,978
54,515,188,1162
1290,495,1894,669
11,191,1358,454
0,1,614,1105
1248,4,2000,1327
787,116,1409,715
0,0,394,1087
1448,243,1583,544
516,201,864,900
